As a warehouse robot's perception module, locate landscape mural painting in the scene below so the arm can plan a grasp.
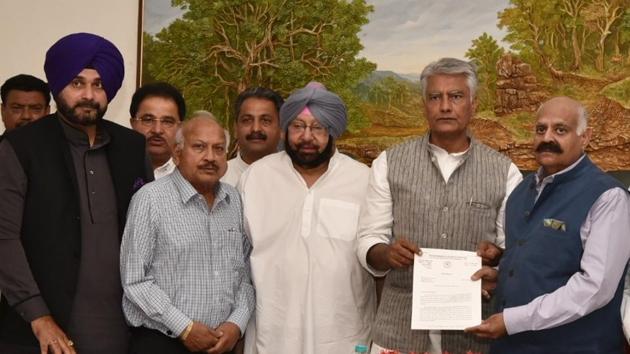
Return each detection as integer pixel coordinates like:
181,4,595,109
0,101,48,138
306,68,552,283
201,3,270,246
142,0,630,174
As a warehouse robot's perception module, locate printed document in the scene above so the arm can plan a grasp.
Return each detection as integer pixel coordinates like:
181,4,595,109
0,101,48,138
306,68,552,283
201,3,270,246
411,248,481,330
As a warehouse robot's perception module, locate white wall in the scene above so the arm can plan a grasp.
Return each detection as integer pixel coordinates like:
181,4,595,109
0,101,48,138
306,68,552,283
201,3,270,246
0,0,140,134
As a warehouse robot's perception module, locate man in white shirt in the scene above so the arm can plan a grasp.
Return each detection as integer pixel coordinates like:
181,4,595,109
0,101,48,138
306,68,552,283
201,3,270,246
222,87,283,186
356,58,522,354
130,82,185,179
239,82,376,354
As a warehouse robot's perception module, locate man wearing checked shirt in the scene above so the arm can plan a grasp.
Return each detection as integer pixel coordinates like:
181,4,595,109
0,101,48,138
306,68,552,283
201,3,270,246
121,114,254,354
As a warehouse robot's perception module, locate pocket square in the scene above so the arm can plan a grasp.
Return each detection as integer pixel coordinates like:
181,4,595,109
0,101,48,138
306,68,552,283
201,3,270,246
543,218,566,232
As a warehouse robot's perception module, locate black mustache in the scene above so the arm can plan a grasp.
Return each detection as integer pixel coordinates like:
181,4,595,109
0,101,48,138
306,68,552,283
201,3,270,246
199,162,219,170
297,144,318,150
246,131,267,140
536,141,563,153
147,135,165,142
75,100,100,110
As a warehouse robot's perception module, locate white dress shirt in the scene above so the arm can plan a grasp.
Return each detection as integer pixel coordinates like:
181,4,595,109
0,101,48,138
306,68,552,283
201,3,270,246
222,153,249,186
358,143,522,354
503,155,630,335
239,150,376,354
153,157,176,180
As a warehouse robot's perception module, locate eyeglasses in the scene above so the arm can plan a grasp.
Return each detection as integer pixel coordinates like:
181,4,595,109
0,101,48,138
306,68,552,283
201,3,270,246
134,116,179,128
288,121,328,137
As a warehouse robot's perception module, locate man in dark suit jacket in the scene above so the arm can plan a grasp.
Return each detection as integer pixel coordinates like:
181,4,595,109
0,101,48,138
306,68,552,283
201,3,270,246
0,32,152,354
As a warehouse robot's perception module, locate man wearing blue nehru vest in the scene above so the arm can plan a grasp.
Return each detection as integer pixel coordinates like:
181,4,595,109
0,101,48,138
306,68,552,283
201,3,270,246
0,33,152,354
466,96,630,353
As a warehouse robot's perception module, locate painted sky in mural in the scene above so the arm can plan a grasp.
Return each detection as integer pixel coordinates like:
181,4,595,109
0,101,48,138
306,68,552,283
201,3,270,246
145,0,510,77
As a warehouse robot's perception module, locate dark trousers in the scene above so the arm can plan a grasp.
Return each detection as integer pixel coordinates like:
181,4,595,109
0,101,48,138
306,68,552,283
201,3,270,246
129,326,235,354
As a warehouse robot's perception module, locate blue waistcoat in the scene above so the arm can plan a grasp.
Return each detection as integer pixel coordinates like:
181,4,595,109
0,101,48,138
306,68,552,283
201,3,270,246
491,156,626,354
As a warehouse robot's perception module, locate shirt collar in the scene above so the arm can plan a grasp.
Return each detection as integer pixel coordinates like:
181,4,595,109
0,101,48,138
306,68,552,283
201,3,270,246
535,153,586,187
58,114,110,149
234,152,249,168
155,157,176,173
428,142,470,158
170,168,230,207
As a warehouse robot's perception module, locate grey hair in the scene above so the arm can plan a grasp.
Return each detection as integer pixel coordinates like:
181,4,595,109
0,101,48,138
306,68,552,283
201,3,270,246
420,58,478,100
176,110,230,147
576,105,588,135
536,98,588,135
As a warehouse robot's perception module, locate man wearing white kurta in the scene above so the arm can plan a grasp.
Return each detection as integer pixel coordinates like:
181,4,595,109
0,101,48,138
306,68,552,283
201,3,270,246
239,82,376,354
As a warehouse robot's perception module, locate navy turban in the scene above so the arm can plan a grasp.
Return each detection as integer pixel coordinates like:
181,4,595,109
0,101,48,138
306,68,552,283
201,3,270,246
279,82,347,139
44,33,124,101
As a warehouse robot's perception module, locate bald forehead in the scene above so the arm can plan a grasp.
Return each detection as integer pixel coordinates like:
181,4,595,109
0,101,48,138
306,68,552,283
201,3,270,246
184,116,220,131
183,117,224,140
537,97,581,120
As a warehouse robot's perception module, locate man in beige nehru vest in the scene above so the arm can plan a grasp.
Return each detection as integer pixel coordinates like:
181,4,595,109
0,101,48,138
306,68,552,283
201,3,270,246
356,58,522,354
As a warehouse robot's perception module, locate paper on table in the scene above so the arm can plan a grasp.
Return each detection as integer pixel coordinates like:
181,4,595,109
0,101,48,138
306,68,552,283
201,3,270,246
411,248,481,330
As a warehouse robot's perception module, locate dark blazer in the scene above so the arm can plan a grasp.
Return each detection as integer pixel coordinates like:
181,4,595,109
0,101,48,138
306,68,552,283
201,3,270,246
0,114,152,345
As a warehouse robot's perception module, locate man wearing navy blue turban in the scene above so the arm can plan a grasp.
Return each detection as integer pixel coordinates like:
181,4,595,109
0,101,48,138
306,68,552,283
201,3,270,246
0,33,153,354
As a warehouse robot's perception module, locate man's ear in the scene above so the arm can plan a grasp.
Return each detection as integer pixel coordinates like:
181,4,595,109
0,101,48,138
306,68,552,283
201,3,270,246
173,145,182,166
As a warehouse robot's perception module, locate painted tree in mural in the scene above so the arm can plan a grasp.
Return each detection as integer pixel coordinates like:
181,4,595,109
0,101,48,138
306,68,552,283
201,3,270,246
143,0,375,131
498,0,568,77
498,0,630,77
465,33,504,111
560,0,587,70
582,0,625,71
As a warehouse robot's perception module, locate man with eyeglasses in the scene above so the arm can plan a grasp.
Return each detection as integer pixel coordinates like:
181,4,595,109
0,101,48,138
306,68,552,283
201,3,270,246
130,82,186,179
238,82,376,354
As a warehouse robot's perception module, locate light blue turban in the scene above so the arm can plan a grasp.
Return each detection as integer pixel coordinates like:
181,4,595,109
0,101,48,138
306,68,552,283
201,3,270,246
279,82,347,139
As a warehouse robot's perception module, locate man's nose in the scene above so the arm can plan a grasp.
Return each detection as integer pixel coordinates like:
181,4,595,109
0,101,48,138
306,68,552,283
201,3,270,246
252,118,262,132
150,120,164,134
82,85,96,100
439,96,452,112
21,108,35,121
542,129,556,142
302,126,315,140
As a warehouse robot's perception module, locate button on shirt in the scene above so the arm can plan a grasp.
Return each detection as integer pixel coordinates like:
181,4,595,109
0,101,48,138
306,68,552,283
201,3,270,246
120,169,255,337
60,120,129,353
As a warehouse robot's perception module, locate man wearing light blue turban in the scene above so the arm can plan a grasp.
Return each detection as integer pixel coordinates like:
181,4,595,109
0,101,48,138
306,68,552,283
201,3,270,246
238,82,376,354
0,33,152,354
279,81,347,140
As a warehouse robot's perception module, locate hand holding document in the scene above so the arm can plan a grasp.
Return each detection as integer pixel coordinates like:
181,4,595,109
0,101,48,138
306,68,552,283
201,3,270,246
411,248,481,330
